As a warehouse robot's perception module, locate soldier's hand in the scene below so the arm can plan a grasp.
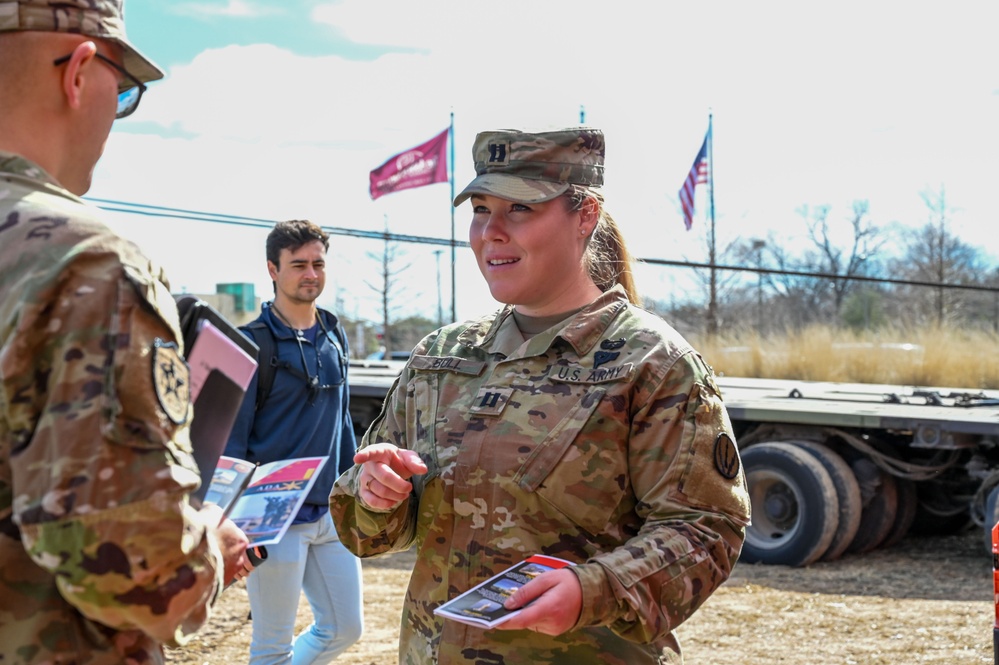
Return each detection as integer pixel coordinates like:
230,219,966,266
200,504,252,587
493,568,582,636
354,443,428,511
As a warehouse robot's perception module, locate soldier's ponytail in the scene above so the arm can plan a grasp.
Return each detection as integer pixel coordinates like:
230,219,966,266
565,186,639,305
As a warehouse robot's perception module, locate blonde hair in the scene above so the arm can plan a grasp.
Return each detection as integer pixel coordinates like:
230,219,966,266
565,186,639,304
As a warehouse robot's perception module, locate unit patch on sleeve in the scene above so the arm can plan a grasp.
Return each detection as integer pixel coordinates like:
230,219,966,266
713,433,740,479
152,339,190,425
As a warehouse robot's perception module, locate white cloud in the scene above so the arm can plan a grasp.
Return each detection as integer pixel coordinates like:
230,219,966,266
171,0,281,18
94,0,999,320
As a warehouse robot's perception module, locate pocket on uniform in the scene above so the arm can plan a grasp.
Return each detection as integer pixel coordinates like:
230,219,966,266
405,371,442,480
514,388,626,534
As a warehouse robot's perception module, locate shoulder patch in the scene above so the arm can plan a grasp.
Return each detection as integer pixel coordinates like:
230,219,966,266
152,339,190,424
713,433,740,479
409,355,485,376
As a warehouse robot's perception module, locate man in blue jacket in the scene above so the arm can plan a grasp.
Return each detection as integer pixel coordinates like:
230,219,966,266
226,219,362,665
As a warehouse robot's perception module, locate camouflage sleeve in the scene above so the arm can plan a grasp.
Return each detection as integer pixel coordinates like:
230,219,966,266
8,255,224,645
572,351,750,642
330,336,433,557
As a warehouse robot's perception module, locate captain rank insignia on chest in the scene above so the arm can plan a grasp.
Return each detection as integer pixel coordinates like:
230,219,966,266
469,386,515,417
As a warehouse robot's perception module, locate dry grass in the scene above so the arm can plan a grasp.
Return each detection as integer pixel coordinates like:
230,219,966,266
696,325,999,389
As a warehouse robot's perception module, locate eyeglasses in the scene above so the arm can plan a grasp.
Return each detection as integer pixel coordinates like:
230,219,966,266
52,52,147,119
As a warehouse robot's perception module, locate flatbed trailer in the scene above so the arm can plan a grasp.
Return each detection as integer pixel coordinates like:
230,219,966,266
347,362,999,566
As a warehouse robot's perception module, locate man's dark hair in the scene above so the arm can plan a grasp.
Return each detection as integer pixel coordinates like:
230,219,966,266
266,220,330,267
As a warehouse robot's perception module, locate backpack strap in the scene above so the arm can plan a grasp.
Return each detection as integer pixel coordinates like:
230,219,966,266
242,320,276,411
243,312,349,411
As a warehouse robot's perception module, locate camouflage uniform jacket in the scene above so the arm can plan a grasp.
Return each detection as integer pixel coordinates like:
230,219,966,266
0,153,225,664
331,286,751,664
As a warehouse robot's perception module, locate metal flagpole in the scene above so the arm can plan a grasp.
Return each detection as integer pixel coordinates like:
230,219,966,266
449,111,456,322
707,111,718,336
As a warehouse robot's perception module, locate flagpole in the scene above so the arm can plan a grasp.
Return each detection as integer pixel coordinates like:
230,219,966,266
707,111,718,336
449,111,456,322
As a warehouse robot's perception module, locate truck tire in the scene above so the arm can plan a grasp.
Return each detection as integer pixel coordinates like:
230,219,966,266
910,480,971,536
788,441,862,562
845,457,899,554
880,477,917,549
741,442,839,567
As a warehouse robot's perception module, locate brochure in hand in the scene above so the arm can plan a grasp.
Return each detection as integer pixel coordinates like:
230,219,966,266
433,554,575,629
204,455,328,547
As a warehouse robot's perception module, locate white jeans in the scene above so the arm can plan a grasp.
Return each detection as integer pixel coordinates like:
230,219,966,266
245,511,363,665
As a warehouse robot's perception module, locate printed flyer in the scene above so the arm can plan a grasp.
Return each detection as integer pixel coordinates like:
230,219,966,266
205,455,328,547
433,554,575,629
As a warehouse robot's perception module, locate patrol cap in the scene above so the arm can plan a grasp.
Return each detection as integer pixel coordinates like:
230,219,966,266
0,0,164,84
453,127,605,207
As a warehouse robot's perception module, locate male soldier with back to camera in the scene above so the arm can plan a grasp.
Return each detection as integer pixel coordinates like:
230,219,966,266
0,1,252,662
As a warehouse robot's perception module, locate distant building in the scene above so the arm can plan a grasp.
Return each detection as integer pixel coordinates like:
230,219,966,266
176,282,261,327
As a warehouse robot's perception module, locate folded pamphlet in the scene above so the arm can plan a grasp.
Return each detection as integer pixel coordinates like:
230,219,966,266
205,455,328,547
433,554,575,629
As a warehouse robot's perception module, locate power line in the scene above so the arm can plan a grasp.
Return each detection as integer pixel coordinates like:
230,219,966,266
88,197,997,294
87,197,468,248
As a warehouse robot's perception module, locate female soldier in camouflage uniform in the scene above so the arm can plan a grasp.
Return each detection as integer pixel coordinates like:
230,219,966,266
330,127,751,664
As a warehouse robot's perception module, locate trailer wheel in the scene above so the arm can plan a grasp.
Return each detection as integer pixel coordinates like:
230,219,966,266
845,457,899,554
741,442,839,567
910,480,971,536
788,441,862,562
880,477,917,549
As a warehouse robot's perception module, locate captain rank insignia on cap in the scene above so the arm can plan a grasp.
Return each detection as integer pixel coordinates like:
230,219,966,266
487,140,510,166
152,339,190,424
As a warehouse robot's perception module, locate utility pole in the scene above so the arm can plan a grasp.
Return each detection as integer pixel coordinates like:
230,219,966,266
752,239,766,333
433,249,443,327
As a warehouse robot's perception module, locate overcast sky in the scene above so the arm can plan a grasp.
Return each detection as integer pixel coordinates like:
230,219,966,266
92,0,999,323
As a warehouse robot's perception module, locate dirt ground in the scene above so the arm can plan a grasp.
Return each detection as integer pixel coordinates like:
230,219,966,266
166,528,994,665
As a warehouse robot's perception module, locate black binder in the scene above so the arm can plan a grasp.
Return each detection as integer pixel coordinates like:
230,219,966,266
175,296,259,504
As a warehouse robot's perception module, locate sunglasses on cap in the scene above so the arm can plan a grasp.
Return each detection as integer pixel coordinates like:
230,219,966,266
53,52,147,119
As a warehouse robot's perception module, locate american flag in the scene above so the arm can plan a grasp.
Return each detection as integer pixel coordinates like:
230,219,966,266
679,131,709,230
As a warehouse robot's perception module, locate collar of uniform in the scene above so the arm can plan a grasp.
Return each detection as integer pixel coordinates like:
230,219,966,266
552,285,630,356
0,150,75,196
465,285,630,359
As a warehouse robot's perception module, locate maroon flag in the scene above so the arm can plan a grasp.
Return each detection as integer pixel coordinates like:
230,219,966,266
369,128,449,200
679,129,709,230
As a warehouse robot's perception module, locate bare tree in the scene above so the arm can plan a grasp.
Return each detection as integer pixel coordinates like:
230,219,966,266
890,187,988,327
687,231,746,334
801,201,884,315
760,234,828,330
364,225,412,356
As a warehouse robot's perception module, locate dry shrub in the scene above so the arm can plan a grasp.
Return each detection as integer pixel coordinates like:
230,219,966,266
696,324,999,389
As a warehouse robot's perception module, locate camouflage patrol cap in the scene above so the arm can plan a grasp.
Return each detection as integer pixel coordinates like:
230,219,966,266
0,0,164,84
453,127,605,206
